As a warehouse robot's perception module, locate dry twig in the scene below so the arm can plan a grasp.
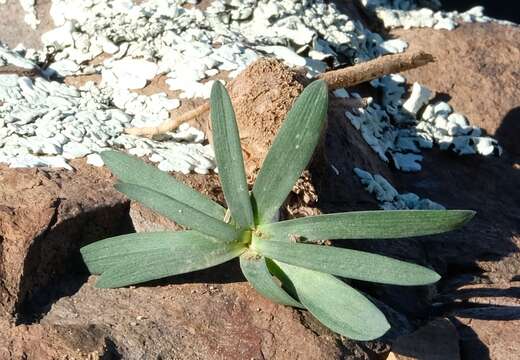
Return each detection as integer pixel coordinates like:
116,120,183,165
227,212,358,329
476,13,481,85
124,51,434,137
316,51,434,89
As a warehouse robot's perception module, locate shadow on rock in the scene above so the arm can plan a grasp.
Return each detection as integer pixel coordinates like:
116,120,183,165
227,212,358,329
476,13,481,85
16,205,135,324
495,106,520,157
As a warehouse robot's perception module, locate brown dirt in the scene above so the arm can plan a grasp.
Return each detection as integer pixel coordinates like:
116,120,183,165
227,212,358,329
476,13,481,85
226,58,306,175
0,0,54,49
0,318,112,359
384,23,520,358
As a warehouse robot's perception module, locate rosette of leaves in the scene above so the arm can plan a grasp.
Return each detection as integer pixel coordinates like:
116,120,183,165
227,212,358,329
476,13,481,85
81,80,474,340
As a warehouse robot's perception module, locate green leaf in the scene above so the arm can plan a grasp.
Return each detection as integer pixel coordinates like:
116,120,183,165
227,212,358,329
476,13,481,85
252,80,328,224
90,231,246,288
274,261,390,341
258,210,475,242
82,231,182,274
253,237,440,286
116,182,239,242
239,251,303,308
210,81,254,229
101,150,225,220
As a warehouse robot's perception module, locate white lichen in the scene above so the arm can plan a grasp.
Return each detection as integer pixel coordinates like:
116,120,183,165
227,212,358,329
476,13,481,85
353,167,445,210
345,78,502,172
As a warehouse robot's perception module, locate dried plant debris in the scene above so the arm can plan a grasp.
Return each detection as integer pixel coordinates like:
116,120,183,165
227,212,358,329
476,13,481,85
344,78,502,172
361,1,517,30
354,167,444,210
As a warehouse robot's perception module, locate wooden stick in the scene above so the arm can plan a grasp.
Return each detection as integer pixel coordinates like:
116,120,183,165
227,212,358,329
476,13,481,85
124,51,434,137
317,51,434,89
125,102,210,137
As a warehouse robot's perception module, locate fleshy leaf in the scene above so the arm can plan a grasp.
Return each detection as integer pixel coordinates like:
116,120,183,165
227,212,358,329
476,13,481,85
82,231,185,274
251,80,328,224
258,210,475,241
116,182,239,242
239,251,303,308
253,237,440,286
274,261,390,341
210,81,254,229
91,231,246,288
101,150,225,220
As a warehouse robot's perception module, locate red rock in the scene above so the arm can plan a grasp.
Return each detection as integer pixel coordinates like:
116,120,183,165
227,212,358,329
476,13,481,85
0,160,129,316
456,318,520,360
390,318,460,360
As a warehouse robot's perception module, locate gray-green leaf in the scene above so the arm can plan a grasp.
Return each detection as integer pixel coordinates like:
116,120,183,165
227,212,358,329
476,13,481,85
210,81,254,229
91,231,246,288
274,261,390,341
253,237,440,286
116,182,239,242
82,231,186,274
101,150,225,220
239,251,303,308
259,210,475,242
252,80,328,224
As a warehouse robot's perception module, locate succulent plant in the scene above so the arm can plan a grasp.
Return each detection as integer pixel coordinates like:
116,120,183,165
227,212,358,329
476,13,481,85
81,80,474,340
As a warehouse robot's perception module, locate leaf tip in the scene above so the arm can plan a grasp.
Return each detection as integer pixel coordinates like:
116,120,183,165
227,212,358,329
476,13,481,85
210,79,226,97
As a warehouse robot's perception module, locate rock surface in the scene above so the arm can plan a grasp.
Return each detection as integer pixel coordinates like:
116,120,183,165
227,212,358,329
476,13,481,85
0,160,130,317
390,318,460,360
387,22,520,359
393,23,520,141
40,277,345,359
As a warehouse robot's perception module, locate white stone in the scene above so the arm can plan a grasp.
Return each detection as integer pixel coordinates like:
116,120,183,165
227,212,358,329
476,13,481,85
354,167,444,210
256,46,306,67
402,82,433,115
106,59,158,90
40,155,73,170
86,153,104,167
101,38,119,54
62,142,91,159
334,88,350,98
434,17,456,30
379,38,408,54
433,101,453,116
392,152,423,172
47,59,80,77
41,21,75,48
474,137,498,156
447,113,469,127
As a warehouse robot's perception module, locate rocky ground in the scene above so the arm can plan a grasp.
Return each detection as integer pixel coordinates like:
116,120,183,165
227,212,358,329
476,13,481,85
0,1,519,360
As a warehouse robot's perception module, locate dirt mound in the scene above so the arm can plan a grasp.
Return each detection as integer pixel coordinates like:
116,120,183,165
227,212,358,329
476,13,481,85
227,58,305,174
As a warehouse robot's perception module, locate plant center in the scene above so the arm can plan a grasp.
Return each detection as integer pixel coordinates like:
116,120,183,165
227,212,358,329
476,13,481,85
240,229,253,247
